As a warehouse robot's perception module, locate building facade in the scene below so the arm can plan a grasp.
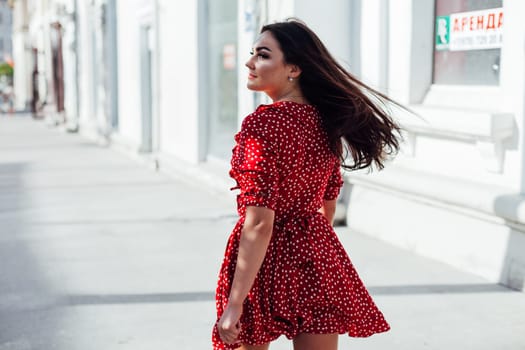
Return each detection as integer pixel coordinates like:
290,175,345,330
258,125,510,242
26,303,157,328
347,0,525,291
11,0,525,291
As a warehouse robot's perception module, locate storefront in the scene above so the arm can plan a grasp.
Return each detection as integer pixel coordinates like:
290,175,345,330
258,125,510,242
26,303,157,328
343,0,525,290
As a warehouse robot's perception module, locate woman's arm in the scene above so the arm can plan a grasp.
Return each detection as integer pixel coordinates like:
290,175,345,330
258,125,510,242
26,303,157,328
229,205,275,303
217,205,275,344
319,199,337,225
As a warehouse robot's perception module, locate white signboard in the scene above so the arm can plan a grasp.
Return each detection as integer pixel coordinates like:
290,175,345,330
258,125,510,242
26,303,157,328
449,8,503,51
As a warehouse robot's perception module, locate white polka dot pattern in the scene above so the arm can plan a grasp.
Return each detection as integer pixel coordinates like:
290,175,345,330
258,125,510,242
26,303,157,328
213,101,390,349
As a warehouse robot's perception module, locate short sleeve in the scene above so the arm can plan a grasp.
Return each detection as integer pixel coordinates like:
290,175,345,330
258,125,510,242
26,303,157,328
323,159,344,200
230,113,279,211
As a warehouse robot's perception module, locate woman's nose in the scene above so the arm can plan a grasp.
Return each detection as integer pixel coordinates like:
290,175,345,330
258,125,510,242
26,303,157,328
245,56,255,69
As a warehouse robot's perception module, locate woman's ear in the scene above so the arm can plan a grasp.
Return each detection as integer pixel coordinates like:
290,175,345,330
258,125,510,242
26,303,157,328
288,64,302,79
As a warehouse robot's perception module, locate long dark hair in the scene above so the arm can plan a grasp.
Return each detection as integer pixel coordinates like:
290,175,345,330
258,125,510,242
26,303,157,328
261,19,403,171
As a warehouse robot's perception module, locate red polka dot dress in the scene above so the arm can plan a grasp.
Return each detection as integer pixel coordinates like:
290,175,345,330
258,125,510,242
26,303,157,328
213,101,390,349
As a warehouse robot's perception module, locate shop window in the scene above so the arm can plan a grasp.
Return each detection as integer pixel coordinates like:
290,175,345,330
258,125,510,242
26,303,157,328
207,0,238,159
433,0,502,85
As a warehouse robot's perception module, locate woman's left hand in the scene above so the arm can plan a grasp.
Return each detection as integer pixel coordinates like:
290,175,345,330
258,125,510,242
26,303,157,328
217,303,243,344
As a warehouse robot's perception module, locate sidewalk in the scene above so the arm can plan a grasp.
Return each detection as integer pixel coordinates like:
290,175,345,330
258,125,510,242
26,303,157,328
0,116,524,350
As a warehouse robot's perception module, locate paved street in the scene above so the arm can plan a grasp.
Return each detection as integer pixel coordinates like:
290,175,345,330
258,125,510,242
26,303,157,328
1,115,525,350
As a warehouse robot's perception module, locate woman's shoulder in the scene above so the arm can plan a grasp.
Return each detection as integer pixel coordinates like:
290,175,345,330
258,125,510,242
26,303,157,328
244,101,317,129
255,100,316,114
247,101,289,121
241,102,285,132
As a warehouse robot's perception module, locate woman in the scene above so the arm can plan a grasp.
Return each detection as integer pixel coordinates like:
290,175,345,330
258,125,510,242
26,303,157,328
213,19,401,350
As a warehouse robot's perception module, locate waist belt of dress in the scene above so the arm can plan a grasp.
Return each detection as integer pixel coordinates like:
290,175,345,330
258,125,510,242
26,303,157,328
273,211,323,268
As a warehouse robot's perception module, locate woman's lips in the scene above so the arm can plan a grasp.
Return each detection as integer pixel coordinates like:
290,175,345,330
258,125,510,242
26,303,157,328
248,73,257,79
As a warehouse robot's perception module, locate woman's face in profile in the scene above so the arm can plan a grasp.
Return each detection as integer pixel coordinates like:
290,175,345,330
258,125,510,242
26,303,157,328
245,31,293,97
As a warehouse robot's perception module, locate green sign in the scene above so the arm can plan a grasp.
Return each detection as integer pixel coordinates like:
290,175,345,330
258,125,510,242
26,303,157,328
435,15,450,50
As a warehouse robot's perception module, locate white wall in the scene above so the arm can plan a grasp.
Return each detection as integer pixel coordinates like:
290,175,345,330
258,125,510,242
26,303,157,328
267,0,293,22
59,0,79,129
114,0,143,149
76,1,96,131
11,0,31,111
385,0,412,103
294,0,352,71
156,0,201,163
501,1,525,192
358,0,383,90
154,0,201,163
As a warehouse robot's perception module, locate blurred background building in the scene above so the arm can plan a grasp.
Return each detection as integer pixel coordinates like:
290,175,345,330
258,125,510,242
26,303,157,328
8,0,525,292
0,0,13,113
0,0,13,62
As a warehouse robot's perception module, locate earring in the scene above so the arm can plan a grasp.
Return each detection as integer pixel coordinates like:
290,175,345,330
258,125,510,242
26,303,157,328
288,77,294,82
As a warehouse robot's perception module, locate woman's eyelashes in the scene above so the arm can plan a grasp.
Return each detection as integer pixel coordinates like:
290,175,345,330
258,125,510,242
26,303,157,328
249,51,269,59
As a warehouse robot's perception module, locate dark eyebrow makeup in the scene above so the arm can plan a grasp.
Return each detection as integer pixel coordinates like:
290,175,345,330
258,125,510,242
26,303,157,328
255,46,272,52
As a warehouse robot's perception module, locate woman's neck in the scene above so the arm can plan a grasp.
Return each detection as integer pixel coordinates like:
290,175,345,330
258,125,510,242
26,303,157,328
271,89,309,105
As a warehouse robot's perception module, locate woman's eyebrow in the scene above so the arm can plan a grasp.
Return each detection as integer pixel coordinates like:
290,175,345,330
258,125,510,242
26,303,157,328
255,46,272,52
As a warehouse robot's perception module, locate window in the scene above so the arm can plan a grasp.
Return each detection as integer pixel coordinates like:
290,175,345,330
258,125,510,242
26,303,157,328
207,0,238,159
433,0,502,85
